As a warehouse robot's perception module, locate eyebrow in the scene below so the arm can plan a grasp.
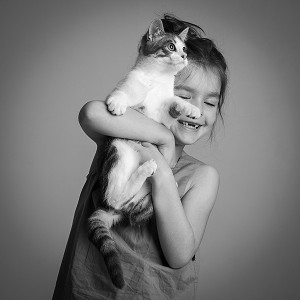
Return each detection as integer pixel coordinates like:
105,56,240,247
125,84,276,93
206,92,220,99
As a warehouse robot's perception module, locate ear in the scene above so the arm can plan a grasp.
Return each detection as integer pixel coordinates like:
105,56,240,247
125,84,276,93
147,19,165,41
178,27,189,42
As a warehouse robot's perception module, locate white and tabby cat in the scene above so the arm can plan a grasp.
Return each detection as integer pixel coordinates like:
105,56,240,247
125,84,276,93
88,19,201,289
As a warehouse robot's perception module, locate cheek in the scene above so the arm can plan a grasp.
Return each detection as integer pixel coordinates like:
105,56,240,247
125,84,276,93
169,122,178,135
206,110,217,126
170,52,181,60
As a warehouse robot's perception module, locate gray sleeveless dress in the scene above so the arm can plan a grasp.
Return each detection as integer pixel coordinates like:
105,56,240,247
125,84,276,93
53,149,203,300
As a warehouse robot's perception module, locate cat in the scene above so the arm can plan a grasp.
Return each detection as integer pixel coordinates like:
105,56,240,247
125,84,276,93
88,19,201,289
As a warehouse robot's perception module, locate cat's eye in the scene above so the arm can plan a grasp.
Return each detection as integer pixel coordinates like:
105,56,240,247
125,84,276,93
183,47,187,53
167,43,176,51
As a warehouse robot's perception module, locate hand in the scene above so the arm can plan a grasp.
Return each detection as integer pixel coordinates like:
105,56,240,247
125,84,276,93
154,129,176,168
157,141,176,169
139,142,171,175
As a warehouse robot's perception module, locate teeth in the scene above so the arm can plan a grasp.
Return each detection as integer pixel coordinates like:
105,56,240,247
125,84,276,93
181,121,200,129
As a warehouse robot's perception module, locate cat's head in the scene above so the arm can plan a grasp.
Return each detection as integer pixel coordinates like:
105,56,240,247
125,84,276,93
139,19,189,72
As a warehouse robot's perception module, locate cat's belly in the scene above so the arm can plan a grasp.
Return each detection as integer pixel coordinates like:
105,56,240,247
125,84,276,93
105,139,154,209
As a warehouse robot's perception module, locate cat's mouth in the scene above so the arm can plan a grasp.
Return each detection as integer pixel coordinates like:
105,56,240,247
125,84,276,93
176,60,187,66
178,120,201,130
171,58,187,66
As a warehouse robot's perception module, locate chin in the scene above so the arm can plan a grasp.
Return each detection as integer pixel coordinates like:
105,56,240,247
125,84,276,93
175,135,198,146
176,131,212,146
176,61,187,71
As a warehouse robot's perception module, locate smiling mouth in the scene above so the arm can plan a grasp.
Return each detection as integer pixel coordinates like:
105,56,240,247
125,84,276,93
178,120,200,129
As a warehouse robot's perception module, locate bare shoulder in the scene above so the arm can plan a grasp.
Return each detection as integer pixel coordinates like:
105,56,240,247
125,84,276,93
182,158,220,212
191,163,220,189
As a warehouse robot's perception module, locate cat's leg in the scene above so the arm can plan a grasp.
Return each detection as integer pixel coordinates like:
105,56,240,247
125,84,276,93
116,159,157,209
169,96,201,119
104,139,156,209
121,181,153,225
106,90,131,115
128,194,154,226
88,209,125,289
106,72,152,115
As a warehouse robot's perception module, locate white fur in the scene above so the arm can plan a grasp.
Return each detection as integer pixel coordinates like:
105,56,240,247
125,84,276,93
89,209,123,229
105,140,139,206
104,35,201,208
105,140,157,209
89,22,198,290
106,36,200,123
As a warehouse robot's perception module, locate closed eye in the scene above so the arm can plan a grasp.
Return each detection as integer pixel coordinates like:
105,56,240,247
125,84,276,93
205,102,216,107
179,95,191,100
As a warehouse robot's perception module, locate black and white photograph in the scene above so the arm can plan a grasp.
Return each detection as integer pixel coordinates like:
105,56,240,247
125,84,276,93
1,1,299,299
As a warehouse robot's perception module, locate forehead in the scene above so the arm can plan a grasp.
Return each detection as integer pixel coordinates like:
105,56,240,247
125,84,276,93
173,36,184,45
157,34,183,46
175,65,221,95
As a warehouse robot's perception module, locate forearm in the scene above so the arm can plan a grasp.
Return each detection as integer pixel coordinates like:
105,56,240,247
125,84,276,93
151,170,197,268
79,100,174,146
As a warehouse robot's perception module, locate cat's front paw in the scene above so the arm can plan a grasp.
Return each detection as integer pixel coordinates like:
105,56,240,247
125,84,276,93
106,96,128,115
172,102,201,119
140,159,157,177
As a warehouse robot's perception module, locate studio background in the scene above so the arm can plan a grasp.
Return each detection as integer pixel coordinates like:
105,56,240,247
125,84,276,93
1,1,299,299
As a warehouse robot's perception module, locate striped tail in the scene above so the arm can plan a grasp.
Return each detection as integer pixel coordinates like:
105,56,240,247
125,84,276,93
88,209,124,289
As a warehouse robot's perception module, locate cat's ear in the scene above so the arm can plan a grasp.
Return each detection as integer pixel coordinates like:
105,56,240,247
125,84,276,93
147,19,165,41
178,27,189,42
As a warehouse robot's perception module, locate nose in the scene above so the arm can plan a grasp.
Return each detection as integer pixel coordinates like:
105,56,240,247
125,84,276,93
191,98,203,117
198,109,203,118
181,53,187,59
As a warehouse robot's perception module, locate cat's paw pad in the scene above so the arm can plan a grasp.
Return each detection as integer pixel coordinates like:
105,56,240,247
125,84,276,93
188,106,201,119
176,102,201,119
106,96,128,115
140,159,157,177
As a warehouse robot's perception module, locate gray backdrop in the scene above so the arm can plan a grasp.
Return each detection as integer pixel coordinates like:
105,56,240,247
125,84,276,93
1,1,299,299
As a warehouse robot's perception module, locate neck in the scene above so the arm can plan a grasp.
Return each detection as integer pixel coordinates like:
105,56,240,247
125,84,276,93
175,144,185,163
134,55,178,76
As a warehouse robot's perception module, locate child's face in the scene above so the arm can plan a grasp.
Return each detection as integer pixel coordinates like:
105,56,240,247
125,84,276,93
171,65,221,146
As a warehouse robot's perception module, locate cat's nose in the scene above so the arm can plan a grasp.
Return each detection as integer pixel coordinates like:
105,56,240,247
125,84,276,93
181,54,186,59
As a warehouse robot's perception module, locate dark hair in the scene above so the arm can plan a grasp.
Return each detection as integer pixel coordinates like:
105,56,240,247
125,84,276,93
161,14,228,126
139,14,228,139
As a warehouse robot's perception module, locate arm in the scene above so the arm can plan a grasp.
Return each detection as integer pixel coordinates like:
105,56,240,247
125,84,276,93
78,100,176,164
141,143,219,268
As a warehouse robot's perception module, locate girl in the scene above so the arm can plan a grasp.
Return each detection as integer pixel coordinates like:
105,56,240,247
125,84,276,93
53,14,228,300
